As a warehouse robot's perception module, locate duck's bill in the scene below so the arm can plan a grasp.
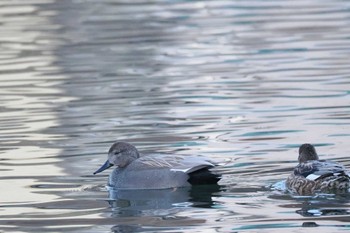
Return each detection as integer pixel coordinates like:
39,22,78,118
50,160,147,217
93,160,113,175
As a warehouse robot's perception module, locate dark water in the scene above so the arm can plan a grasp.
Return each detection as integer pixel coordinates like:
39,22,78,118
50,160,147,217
1,0,350,232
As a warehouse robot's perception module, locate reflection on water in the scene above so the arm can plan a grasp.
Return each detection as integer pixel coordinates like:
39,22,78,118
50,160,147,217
1,0,350,232
108,185,221,217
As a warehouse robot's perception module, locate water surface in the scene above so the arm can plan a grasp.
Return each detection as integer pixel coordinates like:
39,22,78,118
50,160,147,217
1,0,350,232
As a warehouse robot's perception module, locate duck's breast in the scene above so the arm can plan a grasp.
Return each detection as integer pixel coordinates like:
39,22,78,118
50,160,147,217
108,166,190,189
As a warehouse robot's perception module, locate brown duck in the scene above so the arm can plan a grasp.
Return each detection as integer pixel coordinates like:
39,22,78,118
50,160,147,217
286,144,350,195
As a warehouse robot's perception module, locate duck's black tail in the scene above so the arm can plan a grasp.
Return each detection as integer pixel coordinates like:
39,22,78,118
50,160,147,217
188,168,221,185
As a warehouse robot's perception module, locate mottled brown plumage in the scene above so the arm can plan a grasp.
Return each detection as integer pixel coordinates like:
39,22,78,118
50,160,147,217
286,144,350,195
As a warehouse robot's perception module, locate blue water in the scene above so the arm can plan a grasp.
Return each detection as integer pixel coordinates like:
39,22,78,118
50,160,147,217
1,0,350,232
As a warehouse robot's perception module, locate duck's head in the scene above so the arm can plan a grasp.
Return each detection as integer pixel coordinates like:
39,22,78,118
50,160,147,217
93,142,140,175
298,143,319,163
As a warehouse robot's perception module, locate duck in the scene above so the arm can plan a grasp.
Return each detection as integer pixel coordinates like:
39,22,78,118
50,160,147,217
286,143,350,195
93,141,221,189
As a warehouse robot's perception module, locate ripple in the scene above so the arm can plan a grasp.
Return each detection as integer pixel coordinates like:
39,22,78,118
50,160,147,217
1,0,350,232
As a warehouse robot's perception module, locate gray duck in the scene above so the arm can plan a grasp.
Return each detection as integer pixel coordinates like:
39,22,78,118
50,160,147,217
94,142,221,189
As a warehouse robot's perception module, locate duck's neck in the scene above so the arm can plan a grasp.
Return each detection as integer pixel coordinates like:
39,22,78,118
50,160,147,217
298,152,319,163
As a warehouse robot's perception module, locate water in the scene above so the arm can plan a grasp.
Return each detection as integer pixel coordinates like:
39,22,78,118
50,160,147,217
1,0,350,232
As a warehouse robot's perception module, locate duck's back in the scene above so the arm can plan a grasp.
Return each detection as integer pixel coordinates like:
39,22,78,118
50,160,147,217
108,153,219,189
293,160,348,180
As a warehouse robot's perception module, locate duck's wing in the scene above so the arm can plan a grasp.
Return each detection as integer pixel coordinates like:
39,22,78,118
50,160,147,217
294,160,348,181
136,154,216,174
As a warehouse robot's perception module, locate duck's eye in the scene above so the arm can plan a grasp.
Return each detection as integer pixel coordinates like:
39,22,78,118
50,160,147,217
114,149,126,155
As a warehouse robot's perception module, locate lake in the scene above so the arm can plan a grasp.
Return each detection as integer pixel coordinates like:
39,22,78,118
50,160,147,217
1,0,350,232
